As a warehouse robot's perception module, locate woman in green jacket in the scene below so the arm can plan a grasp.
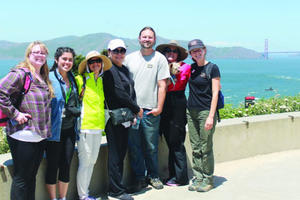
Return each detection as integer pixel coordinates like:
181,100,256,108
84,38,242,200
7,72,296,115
75,50,112,200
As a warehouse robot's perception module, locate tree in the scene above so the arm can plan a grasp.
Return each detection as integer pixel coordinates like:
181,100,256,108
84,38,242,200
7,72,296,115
72,54,85,76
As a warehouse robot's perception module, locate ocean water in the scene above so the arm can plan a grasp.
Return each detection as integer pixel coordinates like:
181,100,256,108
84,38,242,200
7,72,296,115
213,57,300,106
0,57,299,106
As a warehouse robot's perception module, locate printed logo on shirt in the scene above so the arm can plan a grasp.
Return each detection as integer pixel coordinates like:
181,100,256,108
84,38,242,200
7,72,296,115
147,63,153,68
200,72,207,78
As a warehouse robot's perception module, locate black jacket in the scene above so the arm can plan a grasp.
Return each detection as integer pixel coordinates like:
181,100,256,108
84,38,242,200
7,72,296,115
103,63,140,114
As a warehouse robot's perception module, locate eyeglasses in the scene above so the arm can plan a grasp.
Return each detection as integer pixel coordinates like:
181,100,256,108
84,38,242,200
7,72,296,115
31,51,47,56
112,48,126,54
88,58,102,65
164,48,178,54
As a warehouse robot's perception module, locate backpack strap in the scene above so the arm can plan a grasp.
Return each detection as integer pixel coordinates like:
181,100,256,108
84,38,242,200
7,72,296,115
18,68,33,95
205,63,222,122
205,62,213,80
14,68,32,106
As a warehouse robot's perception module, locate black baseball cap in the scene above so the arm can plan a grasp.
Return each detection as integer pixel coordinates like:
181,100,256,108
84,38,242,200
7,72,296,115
188,39,205,52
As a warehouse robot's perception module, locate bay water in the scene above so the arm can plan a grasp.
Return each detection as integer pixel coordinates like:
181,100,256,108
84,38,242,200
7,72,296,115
0,57,299,107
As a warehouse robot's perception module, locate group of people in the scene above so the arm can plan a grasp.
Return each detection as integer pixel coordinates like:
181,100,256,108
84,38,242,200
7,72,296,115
0,26,221,200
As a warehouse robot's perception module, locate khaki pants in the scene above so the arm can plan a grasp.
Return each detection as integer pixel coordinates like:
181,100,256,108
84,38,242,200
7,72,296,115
187,109,216,184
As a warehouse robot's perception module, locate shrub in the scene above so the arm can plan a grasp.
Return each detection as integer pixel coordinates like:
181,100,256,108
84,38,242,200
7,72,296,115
219,93,300,119
0,128,9,154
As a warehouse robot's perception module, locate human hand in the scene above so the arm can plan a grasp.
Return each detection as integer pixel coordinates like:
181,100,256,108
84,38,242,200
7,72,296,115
138,108,143,118
15,112,32,125
146,108,162,116
204,116,214,131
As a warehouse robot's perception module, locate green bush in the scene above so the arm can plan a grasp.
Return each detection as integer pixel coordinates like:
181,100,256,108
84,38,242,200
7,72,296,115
0,127,9,154
219,93,300,119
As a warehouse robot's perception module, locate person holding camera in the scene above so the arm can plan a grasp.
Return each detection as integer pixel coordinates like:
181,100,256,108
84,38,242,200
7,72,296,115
45,47,80,200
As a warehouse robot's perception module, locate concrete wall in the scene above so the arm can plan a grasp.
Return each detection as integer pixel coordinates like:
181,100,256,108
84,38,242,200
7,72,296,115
1,111,299,199
212,111,300,162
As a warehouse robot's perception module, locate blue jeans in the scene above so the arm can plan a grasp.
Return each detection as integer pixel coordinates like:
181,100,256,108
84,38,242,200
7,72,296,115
128,109,160,180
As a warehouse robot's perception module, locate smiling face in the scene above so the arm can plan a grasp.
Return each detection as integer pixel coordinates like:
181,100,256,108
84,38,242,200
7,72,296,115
28,45,47,68
88,57,102,74
139,29,156,49
190,48,206,62
56,52,74,73
109,47,126,67
164,47,179,63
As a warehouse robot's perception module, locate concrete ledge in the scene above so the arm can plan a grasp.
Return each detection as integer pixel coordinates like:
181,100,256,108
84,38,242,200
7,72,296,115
213,111,300,162
1,111,299,199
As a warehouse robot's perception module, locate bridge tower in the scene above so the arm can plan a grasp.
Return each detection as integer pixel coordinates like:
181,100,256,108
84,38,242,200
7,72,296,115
264,39,268,59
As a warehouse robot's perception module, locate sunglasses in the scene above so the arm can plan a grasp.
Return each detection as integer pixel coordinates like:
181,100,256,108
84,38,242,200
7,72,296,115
88,58,102,65
164,48,178,54
112,48,126,54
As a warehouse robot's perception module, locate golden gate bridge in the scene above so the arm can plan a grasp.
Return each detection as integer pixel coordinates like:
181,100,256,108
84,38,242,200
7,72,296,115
263,39,300,59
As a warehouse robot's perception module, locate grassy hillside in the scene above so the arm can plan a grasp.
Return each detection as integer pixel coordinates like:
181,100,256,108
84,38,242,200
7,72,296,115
0,33,262,59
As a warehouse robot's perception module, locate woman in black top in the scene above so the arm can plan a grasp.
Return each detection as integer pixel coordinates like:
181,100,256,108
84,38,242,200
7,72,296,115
186,39,221,192
103,39,143,200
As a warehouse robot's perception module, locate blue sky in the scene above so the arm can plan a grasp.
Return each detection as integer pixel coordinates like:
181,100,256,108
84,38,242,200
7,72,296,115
0,0,299,52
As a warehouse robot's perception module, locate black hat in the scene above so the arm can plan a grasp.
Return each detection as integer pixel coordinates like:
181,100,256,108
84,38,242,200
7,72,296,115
188,39,205,52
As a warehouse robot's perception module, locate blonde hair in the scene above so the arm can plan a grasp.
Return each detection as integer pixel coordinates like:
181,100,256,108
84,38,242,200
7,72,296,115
17,41,54,98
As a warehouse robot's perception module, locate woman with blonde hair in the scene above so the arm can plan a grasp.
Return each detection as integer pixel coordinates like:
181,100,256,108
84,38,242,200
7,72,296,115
0,41,53,200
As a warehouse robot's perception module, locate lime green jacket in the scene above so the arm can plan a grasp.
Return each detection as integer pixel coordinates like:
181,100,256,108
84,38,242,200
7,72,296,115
76,72,105,130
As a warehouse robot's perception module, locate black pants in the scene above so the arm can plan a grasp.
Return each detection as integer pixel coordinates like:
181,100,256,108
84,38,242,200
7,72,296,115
45,127,76,184
7,136,46,200
105,119,129,196
160,91,189,185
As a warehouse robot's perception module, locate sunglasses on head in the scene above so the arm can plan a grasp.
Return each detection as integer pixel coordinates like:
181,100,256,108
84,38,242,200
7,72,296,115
88,58,102,65
112,48,126,54
164,48,178,54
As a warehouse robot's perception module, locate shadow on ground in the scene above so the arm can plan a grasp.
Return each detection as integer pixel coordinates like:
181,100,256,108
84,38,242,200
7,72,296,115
214,175,227,188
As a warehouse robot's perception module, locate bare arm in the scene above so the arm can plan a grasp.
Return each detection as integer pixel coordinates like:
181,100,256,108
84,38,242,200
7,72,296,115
147,78,167,116
205,77,221,131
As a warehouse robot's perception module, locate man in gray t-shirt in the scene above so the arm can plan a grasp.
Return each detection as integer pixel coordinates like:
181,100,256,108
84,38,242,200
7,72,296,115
124,27,170,191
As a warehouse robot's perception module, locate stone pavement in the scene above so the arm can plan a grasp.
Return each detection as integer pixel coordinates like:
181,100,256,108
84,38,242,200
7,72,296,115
116,149,300,200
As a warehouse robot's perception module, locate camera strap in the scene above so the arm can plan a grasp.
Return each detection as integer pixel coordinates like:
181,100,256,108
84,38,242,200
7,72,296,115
54,70,72,105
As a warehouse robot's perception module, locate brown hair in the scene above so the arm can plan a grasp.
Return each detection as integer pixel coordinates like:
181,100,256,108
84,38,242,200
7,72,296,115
138,26,156,39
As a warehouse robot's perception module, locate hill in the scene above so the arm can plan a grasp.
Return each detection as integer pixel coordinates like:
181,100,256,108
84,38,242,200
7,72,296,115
0,33,262,59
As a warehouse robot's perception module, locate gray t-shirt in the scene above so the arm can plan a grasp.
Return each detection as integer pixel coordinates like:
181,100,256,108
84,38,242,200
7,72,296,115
124,50,170,109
